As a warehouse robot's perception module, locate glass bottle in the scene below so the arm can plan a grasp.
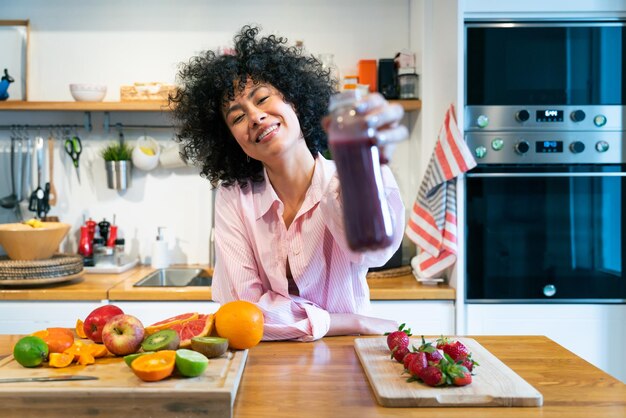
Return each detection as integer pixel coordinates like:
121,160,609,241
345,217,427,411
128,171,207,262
326,90,394,251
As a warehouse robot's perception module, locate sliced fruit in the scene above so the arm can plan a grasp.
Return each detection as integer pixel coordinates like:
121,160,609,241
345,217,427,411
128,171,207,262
142,329,180,351
32,328,74,354
49,352,74,368
76,319,87,339
175,349,209,377
14,336,49,368
88,344,109,358
131,350,176,382
190,337,229,358
123,351,155,367
170,314,213,348
63,341,95,364
145,313,199,335
215,301,264,350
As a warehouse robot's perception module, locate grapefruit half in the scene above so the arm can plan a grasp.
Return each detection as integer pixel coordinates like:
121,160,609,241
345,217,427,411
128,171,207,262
145,312,199,335
170,314,214,348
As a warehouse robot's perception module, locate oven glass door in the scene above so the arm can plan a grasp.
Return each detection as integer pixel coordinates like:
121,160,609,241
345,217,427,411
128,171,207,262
466,165,626,302
466,22,625,105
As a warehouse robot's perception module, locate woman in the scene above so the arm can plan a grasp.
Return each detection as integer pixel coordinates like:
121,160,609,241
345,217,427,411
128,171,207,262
171,26,407,341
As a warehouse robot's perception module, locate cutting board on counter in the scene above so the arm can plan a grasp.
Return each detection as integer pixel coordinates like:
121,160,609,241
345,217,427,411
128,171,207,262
354,337,542,407
0,349,247,418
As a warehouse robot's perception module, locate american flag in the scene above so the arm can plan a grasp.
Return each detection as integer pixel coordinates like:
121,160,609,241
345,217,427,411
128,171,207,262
405,104,477,278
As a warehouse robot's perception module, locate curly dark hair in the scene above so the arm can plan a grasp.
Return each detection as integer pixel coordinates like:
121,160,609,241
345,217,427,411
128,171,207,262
169,25,337,187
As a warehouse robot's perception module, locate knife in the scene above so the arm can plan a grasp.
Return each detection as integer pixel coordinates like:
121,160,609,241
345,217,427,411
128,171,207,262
0,375,98,383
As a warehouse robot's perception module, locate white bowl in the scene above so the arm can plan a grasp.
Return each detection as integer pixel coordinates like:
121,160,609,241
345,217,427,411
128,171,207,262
132,136,160,171
69,84,107,102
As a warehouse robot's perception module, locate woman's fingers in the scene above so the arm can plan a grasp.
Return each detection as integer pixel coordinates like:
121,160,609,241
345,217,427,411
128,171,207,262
375,124,408,146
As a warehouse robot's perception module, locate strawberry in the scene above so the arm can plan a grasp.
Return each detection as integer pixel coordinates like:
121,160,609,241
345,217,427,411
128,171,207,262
392,346,410,363
435,335,451,349
419,365,445,387
440,353,473,386
385,323,412,352
452,370,472,386
402,352,419,370
461,355,479,372
442,341,470,362
407,352,428,379
416,336,443,365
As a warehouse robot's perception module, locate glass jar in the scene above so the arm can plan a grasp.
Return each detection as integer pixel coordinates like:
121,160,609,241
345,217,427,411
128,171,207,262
398,68,419,99
326,90,394,251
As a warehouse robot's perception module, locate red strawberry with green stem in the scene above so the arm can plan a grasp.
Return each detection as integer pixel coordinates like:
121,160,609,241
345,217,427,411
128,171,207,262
417,336,443,365
385,323,412,352
440,353,473,386
436,336,470,360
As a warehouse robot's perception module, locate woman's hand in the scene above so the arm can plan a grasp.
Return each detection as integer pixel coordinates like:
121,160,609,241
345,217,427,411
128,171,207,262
326,313,399,336
322,92,408,163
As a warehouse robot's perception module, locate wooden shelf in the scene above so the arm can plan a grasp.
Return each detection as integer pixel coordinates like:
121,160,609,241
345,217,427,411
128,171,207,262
0,101,170,112
0,99,421,113
392,99,422,112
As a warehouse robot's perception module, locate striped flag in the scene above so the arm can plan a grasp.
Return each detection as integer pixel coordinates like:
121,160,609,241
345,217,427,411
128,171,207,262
405,104,476,278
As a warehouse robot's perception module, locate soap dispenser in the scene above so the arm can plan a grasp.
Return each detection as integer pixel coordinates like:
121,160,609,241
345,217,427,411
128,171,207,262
151,226,170,269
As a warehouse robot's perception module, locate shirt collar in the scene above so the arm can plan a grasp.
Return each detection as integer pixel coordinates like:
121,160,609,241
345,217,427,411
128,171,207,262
252,154,331,220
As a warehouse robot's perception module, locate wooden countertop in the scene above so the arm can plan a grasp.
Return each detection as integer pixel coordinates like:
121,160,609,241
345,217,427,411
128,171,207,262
0,335,623,417
0,266,455,301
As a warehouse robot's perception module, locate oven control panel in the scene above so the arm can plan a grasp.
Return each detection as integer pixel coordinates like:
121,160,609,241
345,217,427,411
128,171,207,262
465,105,623,132
465,131,623,164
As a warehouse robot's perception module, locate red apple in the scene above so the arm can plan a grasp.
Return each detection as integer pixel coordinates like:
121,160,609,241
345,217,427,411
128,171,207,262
101,314,145,356
83,304,124,343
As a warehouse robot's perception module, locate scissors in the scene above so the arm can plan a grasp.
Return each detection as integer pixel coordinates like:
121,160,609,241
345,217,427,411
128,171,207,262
64,131,82,184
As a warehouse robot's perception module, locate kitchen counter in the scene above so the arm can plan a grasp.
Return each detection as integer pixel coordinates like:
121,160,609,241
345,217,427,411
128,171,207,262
0,335,623,417
0,265,455,301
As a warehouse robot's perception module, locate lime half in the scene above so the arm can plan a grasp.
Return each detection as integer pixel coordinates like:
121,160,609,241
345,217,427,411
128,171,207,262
13,336,49,368
175,349,209,377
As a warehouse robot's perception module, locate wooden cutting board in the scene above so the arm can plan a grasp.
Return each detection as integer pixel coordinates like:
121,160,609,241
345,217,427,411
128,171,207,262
0,348,247,418
354,337,542,407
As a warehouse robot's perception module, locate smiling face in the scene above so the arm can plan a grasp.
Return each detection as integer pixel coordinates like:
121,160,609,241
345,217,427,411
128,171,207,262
222,80,304,164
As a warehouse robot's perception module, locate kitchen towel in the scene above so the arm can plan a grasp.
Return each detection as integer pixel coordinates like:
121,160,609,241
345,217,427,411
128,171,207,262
405,104,476,279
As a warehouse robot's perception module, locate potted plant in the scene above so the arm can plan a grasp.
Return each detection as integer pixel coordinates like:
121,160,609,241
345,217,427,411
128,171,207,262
101,141,133,190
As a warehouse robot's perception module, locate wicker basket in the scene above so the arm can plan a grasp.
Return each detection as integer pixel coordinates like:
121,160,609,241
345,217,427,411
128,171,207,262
0,254,84,280
120,82,176,102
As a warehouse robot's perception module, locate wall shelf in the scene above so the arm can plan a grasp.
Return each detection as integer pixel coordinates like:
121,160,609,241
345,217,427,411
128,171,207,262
0,99,421,113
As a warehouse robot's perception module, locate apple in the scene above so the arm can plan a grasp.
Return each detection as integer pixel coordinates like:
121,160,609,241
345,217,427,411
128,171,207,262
83,304,124,343
101,314,145,356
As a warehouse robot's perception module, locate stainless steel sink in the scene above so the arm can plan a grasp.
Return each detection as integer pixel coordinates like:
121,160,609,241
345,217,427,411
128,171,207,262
133,268,212,287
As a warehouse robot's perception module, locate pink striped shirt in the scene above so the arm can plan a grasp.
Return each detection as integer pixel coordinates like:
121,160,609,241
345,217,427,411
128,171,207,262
212,155,405,341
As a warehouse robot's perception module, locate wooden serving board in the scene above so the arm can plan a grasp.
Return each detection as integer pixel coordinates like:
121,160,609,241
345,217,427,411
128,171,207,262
354,337,542,407
0,349,247,418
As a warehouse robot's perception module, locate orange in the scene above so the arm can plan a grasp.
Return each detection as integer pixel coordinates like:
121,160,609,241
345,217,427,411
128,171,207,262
75,319,87,339
214,301,264,350
32,328,74,354
63,341,94,364
49,352,74,368
88,344,109,358
130,350,176,382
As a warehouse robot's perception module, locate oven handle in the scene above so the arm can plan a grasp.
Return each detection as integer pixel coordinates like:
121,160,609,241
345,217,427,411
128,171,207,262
467,172,626,178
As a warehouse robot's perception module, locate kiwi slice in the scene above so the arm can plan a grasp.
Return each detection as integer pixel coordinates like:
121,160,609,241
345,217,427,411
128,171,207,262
141,329,180,352
190,336,229,358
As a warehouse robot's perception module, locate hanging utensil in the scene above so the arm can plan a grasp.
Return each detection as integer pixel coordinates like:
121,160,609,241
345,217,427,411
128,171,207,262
14,134,23,220
0,131,17,209
64,129,82,184
28,136,45,218
47,130,57,206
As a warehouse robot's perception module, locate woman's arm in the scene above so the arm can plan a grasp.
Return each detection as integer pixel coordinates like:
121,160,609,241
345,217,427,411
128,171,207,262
326,313,398,336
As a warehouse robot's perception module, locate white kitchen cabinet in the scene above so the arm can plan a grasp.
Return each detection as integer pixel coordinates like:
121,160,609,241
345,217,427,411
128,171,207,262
370,300,455,336
465,304,626,383
0,301,109,334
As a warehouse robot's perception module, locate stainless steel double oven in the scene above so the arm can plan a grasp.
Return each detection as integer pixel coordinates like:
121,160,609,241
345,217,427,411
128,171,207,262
464,20,626,303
